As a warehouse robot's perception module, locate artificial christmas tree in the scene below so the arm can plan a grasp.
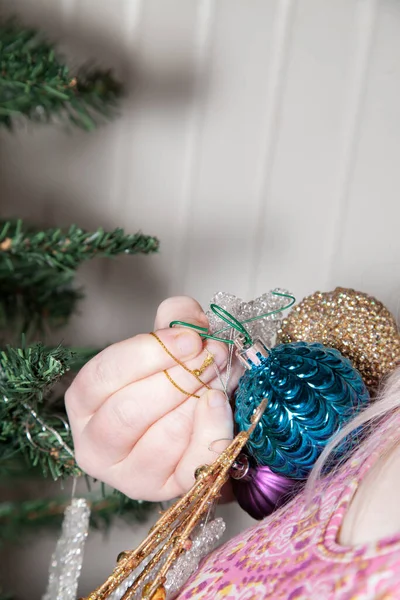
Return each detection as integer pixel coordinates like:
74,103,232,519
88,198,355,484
0,21,159,599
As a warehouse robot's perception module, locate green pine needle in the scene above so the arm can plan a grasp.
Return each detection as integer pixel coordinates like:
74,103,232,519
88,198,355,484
0,220,160,271
0,343,81,479
0,21,160,593
0,21,122,130
0,220,159,336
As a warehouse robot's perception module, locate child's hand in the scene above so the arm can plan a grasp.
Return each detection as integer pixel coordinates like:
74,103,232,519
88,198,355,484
65,297,233,501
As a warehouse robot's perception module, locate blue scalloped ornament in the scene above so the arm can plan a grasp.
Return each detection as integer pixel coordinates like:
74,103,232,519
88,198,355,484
234,341,370,479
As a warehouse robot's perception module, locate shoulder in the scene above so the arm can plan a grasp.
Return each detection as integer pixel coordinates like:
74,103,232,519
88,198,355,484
339,417,400,546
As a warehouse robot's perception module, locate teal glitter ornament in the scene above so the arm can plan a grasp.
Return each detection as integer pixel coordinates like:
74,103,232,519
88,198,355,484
234,337,370,479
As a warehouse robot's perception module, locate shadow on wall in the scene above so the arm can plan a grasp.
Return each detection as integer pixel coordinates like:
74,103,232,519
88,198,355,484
0,0,207,344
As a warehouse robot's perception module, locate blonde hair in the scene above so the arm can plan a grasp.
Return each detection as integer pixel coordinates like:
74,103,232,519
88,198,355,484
306,366,400,493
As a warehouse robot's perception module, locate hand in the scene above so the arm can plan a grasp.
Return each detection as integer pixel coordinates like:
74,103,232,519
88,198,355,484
65,296,233,501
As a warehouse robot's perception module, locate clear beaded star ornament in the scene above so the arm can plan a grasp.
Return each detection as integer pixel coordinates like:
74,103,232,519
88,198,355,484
206,288,293,346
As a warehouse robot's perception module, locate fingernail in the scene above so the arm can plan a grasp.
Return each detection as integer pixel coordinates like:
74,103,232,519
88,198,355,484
174,330,201,358
208,390,227,408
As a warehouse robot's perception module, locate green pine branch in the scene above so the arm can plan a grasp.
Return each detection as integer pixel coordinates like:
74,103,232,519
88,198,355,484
0,21,122,130
0,220,159,335
0,494,156,545
0,20,161,587
0,343,81,479
0,287,83,340
0,220,160,272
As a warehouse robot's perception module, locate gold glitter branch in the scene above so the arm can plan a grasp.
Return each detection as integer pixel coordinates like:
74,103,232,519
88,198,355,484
82,398,269,600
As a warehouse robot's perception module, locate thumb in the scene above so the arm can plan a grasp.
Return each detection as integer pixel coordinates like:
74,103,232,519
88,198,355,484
174,390,234,493
154,296,208,331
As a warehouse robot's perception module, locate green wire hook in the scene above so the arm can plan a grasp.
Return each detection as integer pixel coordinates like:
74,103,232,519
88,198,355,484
209,303,252,344
169,291,295,346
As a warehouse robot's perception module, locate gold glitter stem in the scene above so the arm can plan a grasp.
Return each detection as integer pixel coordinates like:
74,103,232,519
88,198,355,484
122,510,198,600
84,398,269,600
126,423,262,600
141,465,230,599
82,471,219,599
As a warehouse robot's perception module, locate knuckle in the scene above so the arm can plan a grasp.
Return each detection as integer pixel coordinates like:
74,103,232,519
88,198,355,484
65,362,93,406
163,410,192,445
64,383,85,425
64,384,76,412
156,297,175,313
91,351,114,388
156,296,207,327
174,463,196,495
155,297,177,323
73,445,96,477
74,346,119,393
73,440,109,482
110,398,136,432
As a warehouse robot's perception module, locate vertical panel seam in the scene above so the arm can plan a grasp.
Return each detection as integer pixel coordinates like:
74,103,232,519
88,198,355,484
170,0,215,296
326,0,379,289
108,0,144,218
248,0,296,298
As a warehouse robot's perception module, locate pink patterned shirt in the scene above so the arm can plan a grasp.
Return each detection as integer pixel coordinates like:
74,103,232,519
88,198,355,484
177,414,400,599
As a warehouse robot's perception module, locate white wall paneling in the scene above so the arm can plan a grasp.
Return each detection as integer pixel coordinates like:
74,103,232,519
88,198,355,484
1,0,400,596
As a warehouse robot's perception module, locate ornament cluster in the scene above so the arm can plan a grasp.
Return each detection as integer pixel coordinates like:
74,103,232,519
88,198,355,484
231,287,400,520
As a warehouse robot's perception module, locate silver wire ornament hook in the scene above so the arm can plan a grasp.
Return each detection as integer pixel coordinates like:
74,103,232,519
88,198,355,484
208,438,234,455
23,404,75,458
234,334,270,369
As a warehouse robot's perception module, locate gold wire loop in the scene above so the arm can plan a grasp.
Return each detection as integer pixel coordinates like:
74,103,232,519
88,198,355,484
193,353,214,377
163,370,200,399
150,332,213,397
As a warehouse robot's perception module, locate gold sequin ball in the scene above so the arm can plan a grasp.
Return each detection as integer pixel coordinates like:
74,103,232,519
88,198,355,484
277,287,400,389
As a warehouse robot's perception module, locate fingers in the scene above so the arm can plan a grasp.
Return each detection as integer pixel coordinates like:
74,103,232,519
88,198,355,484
78,340,227,466
172,389,234,493
67,296,208,420
65,326,203,418
154,296,208,331
113,396,199,501
100,390,233,501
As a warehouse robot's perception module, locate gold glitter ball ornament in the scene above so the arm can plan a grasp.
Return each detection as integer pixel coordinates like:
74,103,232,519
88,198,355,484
277,287,400,388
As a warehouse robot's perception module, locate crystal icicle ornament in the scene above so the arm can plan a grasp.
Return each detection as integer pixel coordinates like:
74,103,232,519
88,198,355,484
107,518,226,600
206,288,293,348
42,498,90,600
165,518,225,599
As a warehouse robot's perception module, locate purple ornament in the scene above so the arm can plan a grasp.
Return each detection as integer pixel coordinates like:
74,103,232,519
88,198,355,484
231,454,296,520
